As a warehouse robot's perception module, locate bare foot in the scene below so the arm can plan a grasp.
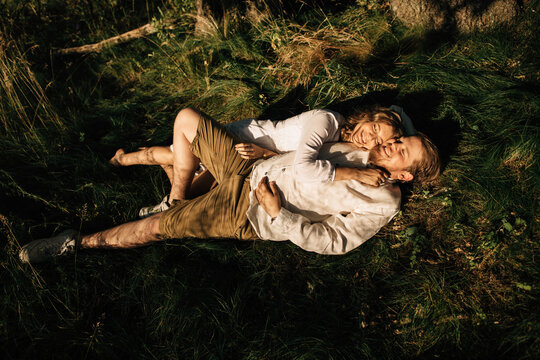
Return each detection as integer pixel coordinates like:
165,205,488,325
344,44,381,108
109,149,125,166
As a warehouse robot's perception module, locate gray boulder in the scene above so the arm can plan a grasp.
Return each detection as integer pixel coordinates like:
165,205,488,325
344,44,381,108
389,0,528,32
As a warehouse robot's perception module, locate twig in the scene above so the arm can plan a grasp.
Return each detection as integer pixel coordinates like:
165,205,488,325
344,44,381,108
54,20,176,55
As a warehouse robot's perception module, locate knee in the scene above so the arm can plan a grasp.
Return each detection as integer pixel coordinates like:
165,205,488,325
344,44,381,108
174,108,200,141
147,213,164,240
175,108,200,129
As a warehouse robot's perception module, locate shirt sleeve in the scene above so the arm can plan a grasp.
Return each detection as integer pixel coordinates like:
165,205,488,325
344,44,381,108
292,110,342,183
270,206,399,255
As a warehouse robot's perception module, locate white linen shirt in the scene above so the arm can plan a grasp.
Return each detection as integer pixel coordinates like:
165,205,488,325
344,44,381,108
226,109,344,183
246,142,401,255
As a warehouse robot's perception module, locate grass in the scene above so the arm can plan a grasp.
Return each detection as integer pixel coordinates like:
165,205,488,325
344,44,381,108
1,0,539,358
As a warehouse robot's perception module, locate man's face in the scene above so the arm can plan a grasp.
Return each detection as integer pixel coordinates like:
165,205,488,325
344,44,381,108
368,136,424,181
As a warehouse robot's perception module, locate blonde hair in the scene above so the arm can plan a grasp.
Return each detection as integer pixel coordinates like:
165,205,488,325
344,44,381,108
340,107,404,141
407,132,441,184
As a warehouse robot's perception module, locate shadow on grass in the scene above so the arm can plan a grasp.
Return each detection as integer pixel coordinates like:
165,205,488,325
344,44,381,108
364,28,459,78
259,85,310,120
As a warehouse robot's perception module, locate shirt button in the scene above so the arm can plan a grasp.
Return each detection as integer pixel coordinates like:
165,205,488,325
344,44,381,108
281,168,285,172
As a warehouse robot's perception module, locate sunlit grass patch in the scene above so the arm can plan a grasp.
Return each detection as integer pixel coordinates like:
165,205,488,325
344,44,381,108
252,8,386,89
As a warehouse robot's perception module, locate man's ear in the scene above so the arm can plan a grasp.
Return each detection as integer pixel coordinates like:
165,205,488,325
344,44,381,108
397,171,413,182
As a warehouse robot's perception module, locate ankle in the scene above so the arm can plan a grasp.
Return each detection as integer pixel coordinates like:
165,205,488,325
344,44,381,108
116,154,125,165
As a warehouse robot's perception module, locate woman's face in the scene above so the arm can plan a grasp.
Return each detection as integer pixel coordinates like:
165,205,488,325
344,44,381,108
349,121,398,150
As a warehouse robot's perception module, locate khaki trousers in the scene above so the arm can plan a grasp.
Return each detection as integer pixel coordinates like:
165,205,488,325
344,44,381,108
159,113,259,240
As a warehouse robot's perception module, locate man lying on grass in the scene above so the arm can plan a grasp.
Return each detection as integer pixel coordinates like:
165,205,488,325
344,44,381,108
19,108,440,262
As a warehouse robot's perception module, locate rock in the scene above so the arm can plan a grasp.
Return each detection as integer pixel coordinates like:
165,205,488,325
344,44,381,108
389,0,527,32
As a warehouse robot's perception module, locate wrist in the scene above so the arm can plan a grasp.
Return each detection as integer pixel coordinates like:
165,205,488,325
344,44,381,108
266,203,281,218
334,167,347,181
263,150,275,159
270,207,281,219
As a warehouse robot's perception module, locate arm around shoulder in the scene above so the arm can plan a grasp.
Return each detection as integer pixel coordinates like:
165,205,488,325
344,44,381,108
292,110,343,183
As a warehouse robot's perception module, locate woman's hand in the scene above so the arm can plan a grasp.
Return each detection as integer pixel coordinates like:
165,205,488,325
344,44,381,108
235,143,277,159
334,167,389,187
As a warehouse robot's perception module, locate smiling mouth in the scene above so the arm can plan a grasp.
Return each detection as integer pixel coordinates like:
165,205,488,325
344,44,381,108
382,145,390,157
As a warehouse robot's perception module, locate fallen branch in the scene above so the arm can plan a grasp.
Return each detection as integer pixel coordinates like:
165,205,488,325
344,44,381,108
54,20,176,55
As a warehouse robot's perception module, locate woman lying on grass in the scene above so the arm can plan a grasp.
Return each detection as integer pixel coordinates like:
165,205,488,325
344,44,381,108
110,106,415,217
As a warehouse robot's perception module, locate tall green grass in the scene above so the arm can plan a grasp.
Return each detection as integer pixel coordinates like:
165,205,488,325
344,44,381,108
1,1,538,358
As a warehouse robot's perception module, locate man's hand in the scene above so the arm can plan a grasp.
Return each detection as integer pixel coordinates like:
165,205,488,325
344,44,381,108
235,143,277,159
334,167,389,187
254,176,281,218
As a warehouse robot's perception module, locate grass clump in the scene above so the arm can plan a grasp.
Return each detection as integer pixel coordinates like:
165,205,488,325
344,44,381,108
0,33,61,136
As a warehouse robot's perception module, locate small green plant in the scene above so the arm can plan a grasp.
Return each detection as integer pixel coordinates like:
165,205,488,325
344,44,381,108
398,226,429,269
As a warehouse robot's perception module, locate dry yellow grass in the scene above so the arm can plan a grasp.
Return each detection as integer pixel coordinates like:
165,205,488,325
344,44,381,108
0,31,61,134
261,23,374,88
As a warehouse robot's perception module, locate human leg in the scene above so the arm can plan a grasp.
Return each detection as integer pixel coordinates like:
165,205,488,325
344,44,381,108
188,169,216,199
136,114,220,218
19,214,164,263
167,107,255,201
135,108,253,217
109,147,203,190
160,164,209,191
81,213,163,249
130,108,203,216
160,176,258,240
186,109,255,181
137,167,215,219
168,108,202,201
109,146,173,166
160,164,174,184
160,110,259,240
